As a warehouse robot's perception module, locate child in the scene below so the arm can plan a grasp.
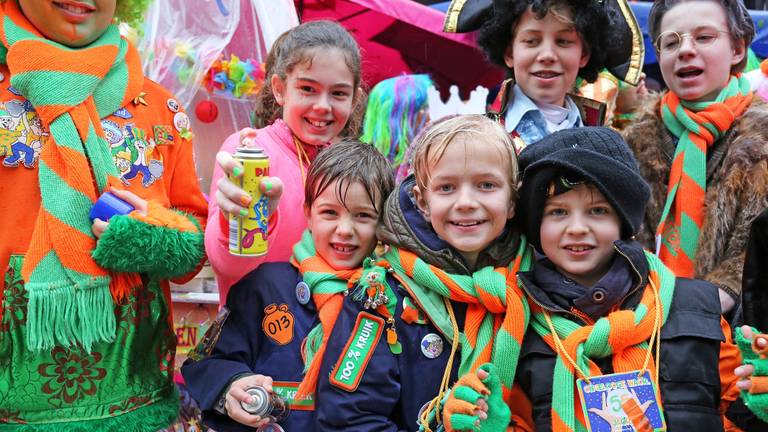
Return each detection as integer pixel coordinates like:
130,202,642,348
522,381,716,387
206,20,365,304
442,127,763,431
623,0,768,316
360,73,432,172
182,140,394,432
443,0,644,148
0,0,207,430
315,115,533,431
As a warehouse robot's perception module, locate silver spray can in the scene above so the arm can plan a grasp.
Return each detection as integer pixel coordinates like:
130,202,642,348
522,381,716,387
240,386,289,422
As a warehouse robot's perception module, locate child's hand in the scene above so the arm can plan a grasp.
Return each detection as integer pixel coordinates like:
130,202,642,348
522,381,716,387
735,325,768,392
215,151,283,218
443,363,510,431
225,374,274,428
91,189,148,238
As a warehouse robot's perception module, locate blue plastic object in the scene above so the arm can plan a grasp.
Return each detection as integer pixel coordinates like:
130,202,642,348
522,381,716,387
89,192,135,221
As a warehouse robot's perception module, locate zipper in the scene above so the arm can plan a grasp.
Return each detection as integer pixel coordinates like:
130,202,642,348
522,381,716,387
518,276,589,325
613,244,645,302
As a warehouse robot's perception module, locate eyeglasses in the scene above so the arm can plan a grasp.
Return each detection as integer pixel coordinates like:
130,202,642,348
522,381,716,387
654,27,730,54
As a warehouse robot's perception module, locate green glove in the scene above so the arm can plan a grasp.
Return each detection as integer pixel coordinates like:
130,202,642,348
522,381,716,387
735,326,768,422
443,363,511,431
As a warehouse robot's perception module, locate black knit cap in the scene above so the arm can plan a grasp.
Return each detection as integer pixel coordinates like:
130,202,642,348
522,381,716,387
517,127,650,251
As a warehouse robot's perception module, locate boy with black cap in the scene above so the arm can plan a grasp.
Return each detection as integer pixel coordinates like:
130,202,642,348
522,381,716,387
441,127,767,431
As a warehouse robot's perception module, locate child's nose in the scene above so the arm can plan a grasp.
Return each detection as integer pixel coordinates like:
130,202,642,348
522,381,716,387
313,93,332,112
335,216,354,236
455,186,479,209
536,40,557,63
565,214,589,234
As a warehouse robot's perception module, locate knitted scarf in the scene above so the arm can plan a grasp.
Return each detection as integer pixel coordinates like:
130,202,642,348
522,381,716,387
292,231,381,400
530,251,676,432
657,75,752,277
0,1,144,352
383,239,533,402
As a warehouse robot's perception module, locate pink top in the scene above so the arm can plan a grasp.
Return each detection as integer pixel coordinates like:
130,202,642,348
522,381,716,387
206,119,318,304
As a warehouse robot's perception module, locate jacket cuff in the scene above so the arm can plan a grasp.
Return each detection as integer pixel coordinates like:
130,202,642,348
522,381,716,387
93,201,205,279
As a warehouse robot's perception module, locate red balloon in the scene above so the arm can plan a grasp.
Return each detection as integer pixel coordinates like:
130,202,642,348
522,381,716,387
195,100,219,123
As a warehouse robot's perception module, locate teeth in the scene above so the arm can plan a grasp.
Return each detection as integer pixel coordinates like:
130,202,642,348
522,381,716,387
308,119,329,128
57,3,91,13
454,221,481,227
567,246,591,252
333,244,355,252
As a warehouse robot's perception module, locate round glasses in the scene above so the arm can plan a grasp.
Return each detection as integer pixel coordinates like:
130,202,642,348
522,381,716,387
654,27,730,54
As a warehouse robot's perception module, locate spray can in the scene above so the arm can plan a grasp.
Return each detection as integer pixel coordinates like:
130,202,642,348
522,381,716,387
240,386,290,422
229,147,270,256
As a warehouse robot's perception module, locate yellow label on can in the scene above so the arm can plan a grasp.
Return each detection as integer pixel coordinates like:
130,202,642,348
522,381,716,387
229,149,269,256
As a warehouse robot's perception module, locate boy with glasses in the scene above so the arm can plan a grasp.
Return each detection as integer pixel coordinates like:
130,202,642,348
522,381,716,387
623,0,768,320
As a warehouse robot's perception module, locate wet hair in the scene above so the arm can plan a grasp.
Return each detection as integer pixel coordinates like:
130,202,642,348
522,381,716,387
361,74,433,168
411,114,518,197
476,0,618,83
648,0,754,73
305,140,395,218
252,20,365,138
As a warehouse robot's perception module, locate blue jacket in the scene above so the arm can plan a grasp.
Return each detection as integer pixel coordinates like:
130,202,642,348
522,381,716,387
316,176,521,431
182,262,318,432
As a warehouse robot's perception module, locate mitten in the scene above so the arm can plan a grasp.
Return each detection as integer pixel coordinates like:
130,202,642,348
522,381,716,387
735,326,768,422
443,363,511,431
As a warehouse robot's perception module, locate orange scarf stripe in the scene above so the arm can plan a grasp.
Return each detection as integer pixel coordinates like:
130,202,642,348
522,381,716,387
42,214,105,274
9,40,117,76
42,146,99,201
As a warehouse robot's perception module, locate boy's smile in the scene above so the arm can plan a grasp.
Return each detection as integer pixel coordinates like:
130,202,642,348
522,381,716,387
505,7,590,107
414,137,515,267
19,0,116,47
305,180,379,270
657,1,745,102
540,184,620,287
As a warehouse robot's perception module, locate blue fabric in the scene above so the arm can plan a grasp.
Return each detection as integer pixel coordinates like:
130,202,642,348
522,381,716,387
181,262,318,432
503,85,582,144
315,273,467,432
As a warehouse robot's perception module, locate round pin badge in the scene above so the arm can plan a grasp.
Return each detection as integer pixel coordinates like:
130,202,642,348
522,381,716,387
420,333,444,359
0,72,5,82
173,112,190,132
296,281,311,305
166,98,180,113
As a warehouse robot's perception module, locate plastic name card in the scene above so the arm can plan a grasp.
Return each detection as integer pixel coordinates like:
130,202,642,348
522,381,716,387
577,370,666,432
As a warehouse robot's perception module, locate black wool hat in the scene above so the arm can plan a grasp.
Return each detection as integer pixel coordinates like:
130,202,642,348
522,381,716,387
517,127,650,251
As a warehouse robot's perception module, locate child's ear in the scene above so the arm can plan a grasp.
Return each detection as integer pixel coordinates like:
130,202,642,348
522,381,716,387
503,44,515,70
412,185,430,219
271,74,286,106
507,200,516,220
730,39,747,68
579,45,591,69
304,204,312,231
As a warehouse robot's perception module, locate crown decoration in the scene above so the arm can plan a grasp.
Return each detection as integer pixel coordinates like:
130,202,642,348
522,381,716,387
427,85,489,121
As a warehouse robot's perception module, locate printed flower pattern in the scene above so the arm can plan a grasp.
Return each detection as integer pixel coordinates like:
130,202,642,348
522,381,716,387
38,347,107,406
1,257,27,332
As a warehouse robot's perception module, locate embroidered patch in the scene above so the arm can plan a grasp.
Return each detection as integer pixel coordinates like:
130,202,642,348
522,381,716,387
577,370,667,432
272,381,315,411
187,307,230,362
153,125,174,146
7,86,21,96
262,304,295,345
329,311,384,392
401,297,427,325
120,125,164,187
112,107,133,119
0,104,47,169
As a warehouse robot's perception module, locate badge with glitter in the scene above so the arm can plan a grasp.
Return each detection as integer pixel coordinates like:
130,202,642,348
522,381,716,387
229,147,270,256
577,370,666,432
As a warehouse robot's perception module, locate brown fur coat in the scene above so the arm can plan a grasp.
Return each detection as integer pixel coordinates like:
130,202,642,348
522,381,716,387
623,93,768,300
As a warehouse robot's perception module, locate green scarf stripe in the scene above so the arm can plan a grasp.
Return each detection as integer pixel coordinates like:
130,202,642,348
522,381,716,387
674,103,705,136
12,71,101,105
683,148,707,189
37,161,94,236
86,124,115,192
661,105,684,137
680,213,701,258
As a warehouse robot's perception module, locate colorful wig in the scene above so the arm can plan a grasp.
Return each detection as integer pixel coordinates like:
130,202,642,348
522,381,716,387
361,74,433,168
115,0,153,29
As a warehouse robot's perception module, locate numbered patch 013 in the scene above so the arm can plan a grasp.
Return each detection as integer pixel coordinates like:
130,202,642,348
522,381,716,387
262,303,295,345
330,312,384,392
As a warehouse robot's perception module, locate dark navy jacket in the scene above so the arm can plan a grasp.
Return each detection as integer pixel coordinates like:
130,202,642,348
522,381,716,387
516,241,767,431
182,262,318,432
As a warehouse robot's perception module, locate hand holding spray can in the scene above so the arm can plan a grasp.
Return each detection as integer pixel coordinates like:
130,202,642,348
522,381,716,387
240,386,290,422
229,147,270,256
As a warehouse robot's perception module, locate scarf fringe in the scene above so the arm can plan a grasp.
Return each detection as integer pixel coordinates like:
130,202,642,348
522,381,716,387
26,279,116,352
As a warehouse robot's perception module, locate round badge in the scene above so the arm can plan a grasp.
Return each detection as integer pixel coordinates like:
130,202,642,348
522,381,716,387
295,281,311,305
256,424,285,432
0,72,5,82
166,98,180,113
173,112,190,132
420,333,444,359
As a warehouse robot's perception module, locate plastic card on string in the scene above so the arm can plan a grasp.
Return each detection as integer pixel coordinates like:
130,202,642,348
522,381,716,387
577,370,666,432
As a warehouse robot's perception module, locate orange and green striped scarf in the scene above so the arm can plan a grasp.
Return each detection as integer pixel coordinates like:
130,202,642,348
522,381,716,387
291,231,391,400
530,251,676,432
384,239,533,403
657,75,752,277
0,1,144,352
